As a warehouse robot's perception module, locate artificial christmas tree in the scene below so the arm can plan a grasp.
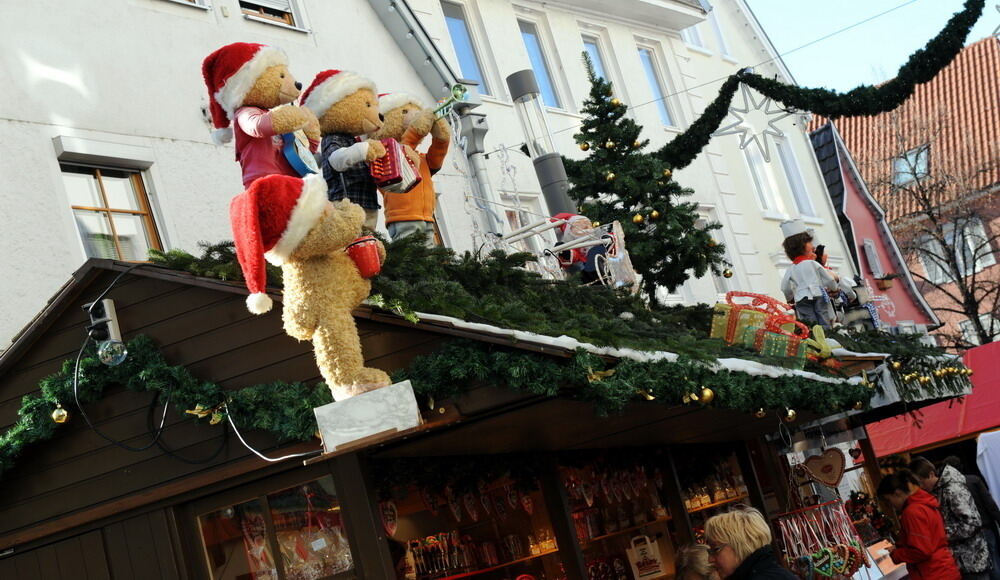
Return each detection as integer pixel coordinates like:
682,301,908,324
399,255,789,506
563,55,727,304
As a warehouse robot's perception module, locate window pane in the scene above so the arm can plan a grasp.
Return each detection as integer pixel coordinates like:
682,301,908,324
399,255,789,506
74,210,117,259
638,48,673,126
710,11,730,56
777,140,814,216
62,168,103,207
268,476,355,579
442,2,490,95
915,147,929,177
583,38,607,80
519,21,560,108
745,146,778,211
100,170,141,211
110,213,155,261
681,25,704,47
198,498,278,580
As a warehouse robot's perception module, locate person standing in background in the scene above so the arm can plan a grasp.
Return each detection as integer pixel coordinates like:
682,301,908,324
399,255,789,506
944,456,1000,580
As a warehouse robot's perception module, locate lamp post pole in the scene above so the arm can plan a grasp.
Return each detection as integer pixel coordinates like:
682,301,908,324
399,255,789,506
505,69,576,216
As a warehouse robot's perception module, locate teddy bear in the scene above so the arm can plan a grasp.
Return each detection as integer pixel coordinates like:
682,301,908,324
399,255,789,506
371,92,451,245
202,42,321,187
301,70,419,231
229,172,390,401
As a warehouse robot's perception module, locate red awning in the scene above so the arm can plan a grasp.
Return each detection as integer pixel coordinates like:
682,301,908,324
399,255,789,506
868,341,1000,457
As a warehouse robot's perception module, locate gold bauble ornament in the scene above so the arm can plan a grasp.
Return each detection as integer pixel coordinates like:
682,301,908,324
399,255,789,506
579,142,590,151
633,140,642,148
592,221,601,228
965,368,974,376
662,169,672,178
918,376,932,385
754,408,767,419
632,214,644,224
605,172,616,182
650,210,661,220
699,387,715,404
890,361,902,371
51,404,69,424
933,369,944,378
610,97,622,106
784,409,798,422
604,140,615,149
723,269,734,279
852,401,864,411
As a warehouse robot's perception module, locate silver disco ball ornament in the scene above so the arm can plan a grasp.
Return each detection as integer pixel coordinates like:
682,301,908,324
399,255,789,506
97,340,128,366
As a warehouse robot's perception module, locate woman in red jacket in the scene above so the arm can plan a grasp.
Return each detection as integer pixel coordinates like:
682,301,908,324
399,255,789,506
878,470,961,580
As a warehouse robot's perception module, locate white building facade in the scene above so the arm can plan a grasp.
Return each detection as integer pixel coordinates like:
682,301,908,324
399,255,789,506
0,0,855,346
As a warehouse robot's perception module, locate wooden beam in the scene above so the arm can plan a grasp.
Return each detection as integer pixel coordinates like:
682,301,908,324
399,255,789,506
330,453,396,580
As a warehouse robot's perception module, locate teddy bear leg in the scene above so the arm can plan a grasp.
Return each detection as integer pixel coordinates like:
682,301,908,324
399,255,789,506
312,314,389,401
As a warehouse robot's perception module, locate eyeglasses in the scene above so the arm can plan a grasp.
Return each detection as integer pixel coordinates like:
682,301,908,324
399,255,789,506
707,543,728,556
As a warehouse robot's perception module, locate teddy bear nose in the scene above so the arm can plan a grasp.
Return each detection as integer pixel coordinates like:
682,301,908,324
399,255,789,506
294,81,302,90
379,113,385,122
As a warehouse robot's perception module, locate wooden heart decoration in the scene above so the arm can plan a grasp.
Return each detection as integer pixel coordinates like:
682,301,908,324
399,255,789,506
803,448,847,488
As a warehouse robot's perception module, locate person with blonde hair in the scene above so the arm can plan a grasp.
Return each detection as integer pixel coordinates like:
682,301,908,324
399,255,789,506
704,506,795,579
676,544,720,580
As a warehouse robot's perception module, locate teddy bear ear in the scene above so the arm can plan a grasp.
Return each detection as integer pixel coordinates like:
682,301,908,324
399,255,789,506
212,127,234,145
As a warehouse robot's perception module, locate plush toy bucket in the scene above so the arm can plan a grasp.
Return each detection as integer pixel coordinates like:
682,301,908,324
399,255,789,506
346,235,381,279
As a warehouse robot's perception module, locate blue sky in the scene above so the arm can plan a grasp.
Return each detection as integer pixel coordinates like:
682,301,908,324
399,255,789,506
744,0,997,91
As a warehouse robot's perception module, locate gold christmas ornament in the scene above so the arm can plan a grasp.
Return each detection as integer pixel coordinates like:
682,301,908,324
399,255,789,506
51,404,69,424
604,140,615,149
650,210,661,220
890,361,902,371
918,376,932,385
784,409,797,422
605,172,616,182
579,142,590,151
754,408,767,419
699,387,715,404
632,214,644,224
965,368,974,376
592,221,601,228
662,169,672,178
633,140,642,148
723,269,734,279
610,97,622,106
852,401,864,411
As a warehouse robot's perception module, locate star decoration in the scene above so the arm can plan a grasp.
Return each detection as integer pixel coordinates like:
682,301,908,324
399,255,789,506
713,82,793,163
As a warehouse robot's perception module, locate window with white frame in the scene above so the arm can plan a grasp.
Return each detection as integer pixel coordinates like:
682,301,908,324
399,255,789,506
239,1,301,27
697,216,730,294
636,46,675,127
62,164,162,261
862,238,886,279
519,20,561,108
708,10,731,57
775,138,815,217
442,1,491,95
680,24,706,49
582,35,608,81
743,145,784,213
918,217,996,284
959,314,998,346
892,145,929,186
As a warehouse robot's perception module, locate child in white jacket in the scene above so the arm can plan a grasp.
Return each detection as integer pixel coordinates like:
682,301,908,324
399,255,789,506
780,231,840,328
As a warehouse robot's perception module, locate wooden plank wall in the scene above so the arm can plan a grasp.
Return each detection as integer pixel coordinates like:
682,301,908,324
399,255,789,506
0,530,109,579
0,270,446,544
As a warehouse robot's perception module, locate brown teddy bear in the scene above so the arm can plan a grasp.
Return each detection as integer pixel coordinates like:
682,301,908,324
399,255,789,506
301,70,418,231
371,92,451,245
229,173,390,401
202,42,321,187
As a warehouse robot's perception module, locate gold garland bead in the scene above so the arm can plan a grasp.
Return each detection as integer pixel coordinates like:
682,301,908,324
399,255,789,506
604,140,615,149
605,172,616,182
919,376,932,385
723,268,734,279
784,409,797,422
662,169,672,179
700,387,715,404
579,142,590,151
965,368,974,376
852,401,865,411
592,221,601,228
754,408,767,419
610,97,622,106
51,404,69,424
632,214,644,224
890,361,902,371
650,210,661,220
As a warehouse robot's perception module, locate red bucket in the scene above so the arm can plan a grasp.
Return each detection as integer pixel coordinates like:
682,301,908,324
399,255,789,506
346,235,381,279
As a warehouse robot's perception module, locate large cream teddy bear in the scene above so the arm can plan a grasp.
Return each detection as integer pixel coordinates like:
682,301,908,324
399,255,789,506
300,70,418,231
202,42,320,187
230,173,390,401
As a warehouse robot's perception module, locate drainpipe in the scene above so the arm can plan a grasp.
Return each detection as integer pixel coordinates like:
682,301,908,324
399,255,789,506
367,0,504,236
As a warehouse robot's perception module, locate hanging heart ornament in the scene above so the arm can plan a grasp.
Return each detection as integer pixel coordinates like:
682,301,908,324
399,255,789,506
802,448,847,488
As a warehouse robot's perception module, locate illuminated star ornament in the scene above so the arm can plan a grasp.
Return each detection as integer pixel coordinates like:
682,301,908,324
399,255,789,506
713,82,793,163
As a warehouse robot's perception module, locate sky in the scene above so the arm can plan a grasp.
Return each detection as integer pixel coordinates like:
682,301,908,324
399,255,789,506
744,0,998,91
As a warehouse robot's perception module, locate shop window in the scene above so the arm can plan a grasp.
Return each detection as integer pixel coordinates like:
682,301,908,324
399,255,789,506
519,20,561,109
442,1,491,96
196,475,354,580
636,46,675,127
240,1,302,27
61,164,162,261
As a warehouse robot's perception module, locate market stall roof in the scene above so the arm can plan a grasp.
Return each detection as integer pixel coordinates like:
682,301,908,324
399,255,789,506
867,341,1000,456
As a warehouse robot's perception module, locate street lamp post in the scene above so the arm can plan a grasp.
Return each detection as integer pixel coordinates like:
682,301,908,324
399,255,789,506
505,69,576,216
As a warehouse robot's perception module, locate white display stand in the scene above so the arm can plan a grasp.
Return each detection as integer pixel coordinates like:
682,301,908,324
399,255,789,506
313,380,422,453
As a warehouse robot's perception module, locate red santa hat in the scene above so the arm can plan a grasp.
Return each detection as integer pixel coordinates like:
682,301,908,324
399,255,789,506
377,92,424,113
301,70,377,117
229,173,328,314
202,42,288,145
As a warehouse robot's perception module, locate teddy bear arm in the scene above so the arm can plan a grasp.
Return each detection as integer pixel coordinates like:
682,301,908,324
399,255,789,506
430,117,452,142
327,142,373,172
235,107,277,139
270,105,312,135
407,110,436,139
